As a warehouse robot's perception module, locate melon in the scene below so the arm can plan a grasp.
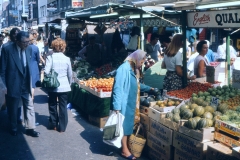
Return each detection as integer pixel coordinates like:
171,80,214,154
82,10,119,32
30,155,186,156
196,118,208,130
202,112,213,120
193,106,205,117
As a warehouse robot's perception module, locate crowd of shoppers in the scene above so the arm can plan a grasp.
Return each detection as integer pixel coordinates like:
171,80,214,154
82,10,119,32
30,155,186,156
0,27,72,137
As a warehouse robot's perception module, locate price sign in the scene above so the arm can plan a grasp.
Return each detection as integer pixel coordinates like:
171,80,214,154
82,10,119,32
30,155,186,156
162,89,168,98
211,97,219,106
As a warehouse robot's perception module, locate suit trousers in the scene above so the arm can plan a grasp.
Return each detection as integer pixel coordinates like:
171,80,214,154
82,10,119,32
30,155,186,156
6,94,35,131
48,92,68,132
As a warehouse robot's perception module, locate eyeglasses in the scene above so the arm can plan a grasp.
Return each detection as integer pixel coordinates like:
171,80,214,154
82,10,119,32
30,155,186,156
21,41,29,44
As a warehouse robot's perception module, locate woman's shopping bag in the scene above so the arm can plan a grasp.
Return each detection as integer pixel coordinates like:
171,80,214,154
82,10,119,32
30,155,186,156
128,124,146,158
0,78,7,110
103,111,125,148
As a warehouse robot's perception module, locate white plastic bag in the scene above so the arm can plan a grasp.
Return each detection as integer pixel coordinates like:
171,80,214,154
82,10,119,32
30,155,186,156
103,111,125,148
0,78,6,110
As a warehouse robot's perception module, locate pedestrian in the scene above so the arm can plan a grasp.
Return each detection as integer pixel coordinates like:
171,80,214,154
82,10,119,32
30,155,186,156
0,34,4,57
45,38,72,132
145,33,162,62
205,40,215,63
111,49,153,160
29,34,40,98
0,31,40,137
78,36,105,67
162,34,196,91
194,40,210,78
217,37,237,61
2,27,22,124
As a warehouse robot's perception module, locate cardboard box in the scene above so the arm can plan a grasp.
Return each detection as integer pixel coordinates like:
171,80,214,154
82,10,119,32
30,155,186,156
232,147,240,159
206,143,238,160
88,115,109,128
149,118,173,145
232,69,240,89
174,148,201,160
147,132,174,160
148,107,166,122
179,126,215,142
140,113,150,131
214,132,240,148
159,118,186,131
147,147,169,160
173,131,213,159
215,119,240,137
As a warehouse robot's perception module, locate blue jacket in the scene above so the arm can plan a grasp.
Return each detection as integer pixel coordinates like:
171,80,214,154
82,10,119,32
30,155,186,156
205,49,215,63
111,61,151,135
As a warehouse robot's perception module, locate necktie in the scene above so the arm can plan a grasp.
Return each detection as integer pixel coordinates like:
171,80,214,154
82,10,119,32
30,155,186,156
20,49,25,73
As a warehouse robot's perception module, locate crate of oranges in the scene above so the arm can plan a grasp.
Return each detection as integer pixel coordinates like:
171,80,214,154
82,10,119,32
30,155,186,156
79,77,114,98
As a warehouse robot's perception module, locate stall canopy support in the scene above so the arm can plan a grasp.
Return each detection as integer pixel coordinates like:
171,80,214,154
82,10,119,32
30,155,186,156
226,34,230,85
182,10,187,88
140,12,144,50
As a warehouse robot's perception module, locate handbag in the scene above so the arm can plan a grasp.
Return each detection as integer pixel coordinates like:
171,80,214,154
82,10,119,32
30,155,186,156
42,55,60,89
128,124,146,158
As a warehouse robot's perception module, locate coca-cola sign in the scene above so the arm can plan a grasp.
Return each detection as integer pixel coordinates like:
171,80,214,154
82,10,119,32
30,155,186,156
188,10,240,28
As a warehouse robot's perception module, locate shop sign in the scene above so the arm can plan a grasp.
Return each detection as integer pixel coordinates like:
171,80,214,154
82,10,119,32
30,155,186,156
143,18,179,27
188,10,240,28
47,1,57,11
72,0,84,8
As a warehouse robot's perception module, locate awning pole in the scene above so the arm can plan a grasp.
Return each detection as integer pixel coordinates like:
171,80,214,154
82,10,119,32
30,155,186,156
226,34,231,85
182,10,187,88
140,12,144,50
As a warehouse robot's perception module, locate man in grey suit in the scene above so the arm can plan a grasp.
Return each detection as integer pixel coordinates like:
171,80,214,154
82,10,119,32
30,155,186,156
0,31,40,137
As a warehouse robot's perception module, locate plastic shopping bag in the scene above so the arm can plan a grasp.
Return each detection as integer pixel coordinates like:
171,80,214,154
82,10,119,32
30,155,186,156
0,78,6,110
103,111,125,148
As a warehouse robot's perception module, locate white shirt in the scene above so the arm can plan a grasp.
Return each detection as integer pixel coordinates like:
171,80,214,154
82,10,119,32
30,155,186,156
217,43,237,59
187,52,199,72
16,45,26,67
163,51,182,71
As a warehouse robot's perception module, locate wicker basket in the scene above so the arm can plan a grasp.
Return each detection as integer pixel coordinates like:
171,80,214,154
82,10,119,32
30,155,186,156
128,124,146,158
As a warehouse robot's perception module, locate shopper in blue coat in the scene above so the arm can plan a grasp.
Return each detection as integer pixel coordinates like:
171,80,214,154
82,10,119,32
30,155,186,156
111,49,152,160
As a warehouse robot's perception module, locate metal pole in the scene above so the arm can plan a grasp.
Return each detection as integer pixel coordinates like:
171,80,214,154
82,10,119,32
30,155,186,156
226,34,230,85
182,10,187,88
22,0,26,31
140,12,144,50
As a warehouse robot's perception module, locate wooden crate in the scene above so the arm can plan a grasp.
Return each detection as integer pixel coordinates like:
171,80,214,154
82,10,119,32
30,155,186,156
179,126,215,142
147,146,170,160
140,113,150,131
140,105,149,116
214,131,240,148
173,131,213,160
206,143,238,160
215,119,240,137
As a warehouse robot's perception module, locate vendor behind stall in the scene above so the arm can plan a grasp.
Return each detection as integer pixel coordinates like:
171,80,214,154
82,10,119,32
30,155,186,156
162,34,196,91
145,33,162,62
78,36,105,67
194,40,209,78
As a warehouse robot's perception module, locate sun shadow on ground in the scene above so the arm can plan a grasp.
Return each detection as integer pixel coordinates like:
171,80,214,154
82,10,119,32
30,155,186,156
0,109,35,160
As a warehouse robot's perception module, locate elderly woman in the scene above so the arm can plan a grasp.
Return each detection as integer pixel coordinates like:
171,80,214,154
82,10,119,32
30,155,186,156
111,49,153,160
45,38,72,132
162,34,196,91
194,40,209,78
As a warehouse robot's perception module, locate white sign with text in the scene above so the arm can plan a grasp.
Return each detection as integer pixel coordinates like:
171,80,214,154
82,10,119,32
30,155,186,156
187,10,240,28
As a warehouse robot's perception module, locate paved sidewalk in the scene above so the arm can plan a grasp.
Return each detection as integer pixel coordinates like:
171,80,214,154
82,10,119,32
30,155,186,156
0,88,149,160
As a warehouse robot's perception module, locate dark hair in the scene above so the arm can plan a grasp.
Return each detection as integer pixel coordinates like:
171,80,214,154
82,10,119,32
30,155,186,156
161,36,171,43
16,31,30,42
89,36,95,41
150,33,159,42
37,35,42,41
196,40,207,53
10,28,20,41
0,34,4,38
130,26,140,37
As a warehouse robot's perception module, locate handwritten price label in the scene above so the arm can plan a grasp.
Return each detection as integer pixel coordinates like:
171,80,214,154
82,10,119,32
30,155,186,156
211,97,219,106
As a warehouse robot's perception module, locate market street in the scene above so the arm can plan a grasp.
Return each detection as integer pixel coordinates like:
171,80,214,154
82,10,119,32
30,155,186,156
0,88,149,160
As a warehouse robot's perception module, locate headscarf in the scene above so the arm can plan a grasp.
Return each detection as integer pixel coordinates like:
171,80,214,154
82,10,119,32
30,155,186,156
125,49,146,68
